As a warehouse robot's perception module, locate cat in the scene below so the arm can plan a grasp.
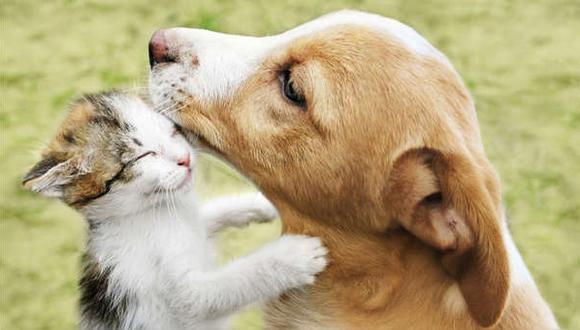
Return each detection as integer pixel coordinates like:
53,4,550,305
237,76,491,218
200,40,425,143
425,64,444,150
23,92,328,330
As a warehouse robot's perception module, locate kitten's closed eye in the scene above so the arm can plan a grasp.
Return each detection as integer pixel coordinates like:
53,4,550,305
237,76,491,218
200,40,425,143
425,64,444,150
133,151,156,163
24,91,195,212
172,123,185,137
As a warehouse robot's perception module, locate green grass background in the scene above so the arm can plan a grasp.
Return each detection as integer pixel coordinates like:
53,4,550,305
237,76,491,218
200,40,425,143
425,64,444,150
1,0,579,329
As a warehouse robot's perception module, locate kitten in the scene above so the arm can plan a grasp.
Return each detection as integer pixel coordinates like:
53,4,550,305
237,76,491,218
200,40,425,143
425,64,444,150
23,92,327,330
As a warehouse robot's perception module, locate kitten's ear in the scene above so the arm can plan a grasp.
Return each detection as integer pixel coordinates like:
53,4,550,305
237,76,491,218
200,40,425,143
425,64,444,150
22,155,81,198
385,148,509,327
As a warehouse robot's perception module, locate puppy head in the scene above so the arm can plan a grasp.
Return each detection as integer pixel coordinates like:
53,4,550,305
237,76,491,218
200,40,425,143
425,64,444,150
149,10,509,326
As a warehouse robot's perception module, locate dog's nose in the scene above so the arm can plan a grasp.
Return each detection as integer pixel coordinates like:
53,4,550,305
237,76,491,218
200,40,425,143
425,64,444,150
149,29,175,68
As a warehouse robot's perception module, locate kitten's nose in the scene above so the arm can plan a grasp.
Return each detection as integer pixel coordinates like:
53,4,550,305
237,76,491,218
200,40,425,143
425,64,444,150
177,152,191,168
148,29,176,68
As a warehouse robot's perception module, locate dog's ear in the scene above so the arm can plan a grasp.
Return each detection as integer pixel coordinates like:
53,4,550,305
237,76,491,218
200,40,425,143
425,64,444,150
22,155,82,198
385,148,509,327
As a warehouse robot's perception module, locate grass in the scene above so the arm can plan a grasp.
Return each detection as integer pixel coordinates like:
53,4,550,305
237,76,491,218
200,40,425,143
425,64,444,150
1,0,579,329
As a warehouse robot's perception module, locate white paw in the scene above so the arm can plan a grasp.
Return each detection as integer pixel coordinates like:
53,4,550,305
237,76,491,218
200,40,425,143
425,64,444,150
249,193,279,223
263,235,328,287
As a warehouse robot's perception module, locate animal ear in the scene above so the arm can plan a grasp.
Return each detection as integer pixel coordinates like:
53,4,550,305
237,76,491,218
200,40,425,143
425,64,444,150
22,155,82,198
386,148,509,327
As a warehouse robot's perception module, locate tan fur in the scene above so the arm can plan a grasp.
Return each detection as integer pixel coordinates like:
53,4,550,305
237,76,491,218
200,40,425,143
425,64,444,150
24,96,133,207
173,25,557,329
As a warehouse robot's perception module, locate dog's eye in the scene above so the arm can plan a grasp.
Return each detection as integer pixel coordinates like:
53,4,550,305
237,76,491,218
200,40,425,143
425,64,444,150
279,69,306,109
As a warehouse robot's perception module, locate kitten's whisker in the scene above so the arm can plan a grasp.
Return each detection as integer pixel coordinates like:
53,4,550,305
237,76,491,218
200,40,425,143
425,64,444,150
168,189,178,220
151,97,175,109
155,98,174,108
153,101,174,113
156,101,179,116
158,106,177,116
164,101,190,117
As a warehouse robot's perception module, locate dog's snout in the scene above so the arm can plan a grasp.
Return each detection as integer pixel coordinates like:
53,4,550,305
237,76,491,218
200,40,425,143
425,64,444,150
149,29,176,68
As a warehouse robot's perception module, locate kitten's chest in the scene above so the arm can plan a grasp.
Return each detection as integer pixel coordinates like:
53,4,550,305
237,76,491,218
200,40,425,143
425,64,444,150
91,215,215,287
83,216,216,329
122,222,214,282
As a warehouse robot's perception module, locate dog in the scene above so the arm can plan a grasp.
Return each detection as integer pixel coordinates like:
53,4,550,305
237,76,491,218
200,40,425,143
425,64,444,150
148,10,558,329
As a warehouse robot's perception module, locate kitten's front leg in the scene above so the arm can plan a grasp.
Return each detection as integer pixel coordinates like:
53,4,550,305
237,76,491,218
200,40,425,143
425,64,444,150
161,235,327,326
200,193,278,235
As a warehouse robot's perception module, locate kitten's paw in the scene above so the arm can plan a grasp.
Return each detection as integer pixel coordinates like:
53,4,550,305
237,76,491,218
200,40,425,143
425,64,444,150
265,235,328,286
249,193,279,223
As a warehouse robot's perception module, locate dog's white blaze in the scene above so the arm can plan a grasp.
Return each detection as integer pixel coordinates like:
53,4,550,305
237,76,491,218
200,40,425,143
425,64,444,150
443,218,535,315
169,28,270,101
443,283,467,315
165,10,447,102
281,10,440,56
501,221,535,286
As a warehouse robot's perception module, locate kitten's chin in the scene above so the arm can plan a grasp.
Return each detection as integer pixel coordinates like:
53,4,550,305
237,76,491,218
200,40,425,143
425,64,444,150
176,171,193,191
146,173,193,198
170,179,193,196
167,170,194,194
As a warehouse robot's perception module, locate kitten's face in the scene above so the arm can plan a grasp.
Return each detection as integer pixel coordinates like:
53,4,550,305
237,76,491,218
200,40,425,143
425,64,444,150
23,92,195,215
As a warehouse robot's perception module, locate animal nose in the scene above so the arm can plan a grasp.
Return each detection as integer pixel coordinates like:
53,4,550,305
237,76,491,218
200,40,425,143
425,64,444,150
148,29,176,68
177,152,191,168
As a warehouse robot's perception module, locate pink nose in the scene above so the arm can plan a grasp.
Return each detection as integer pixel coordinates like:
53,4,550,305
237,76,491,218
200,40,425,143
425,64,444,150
148,29,176,68
177,152,191,168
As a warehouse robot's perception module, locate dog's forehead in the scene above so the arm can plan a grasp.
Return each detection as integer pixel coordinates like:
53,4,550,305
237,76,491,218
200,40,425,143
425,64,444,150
169,10,449,101
281,10,438,56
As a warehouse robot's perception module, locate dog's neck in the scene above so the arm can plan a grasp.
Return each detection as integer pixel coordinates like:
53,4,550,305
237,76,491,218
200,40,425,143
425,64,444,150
273,205,558,329
278,204,410,308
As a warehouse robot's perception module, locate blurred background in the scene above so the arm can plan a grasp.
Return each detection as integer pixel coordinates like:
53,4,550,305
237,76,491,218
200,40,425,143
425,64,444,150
1,0,579,329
